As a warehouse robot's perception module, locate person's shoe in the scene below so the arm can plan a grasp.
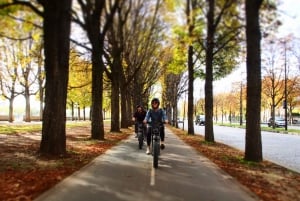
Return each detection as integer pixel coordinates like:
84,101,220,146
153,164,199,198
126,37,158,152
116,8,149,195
160,143,165,150
146,146,151,154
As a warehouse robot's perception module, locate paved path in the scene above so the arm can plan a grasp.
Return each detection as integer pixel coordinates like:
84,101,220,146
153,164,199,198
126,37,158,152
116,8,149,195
35,128,259,201
189,124,300,173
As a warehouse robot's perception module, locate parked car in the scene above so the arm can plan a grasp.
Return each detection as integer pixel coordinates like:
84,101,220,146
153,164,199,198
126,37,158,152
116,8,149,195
195,115,205,126
177,117,184,123
268,117,286,127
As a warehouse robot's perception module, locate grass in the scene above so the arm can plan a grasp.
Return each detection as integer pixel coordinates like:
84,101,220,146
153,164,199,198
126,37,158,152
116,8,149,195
0,121,90,134
215,122,300,135
0,124,42,134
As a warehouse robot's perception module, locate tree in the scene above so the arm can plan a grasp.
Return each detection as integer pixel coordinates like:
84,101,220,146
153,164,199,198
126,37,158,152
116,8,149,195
162,31,188,127
67,48,92,121
31,36,44,121
105,0,129,132
244,0,263,162
1,0,74,156
74,0,119,139
203,0,241,142
0,42,20,122
165,72,187,127
0,5,43,122
120,0,167,118
186,0,196,135
37,0,73,156
287,77,300,123
18,33,41,122
262,70,285,128
204,0,215,141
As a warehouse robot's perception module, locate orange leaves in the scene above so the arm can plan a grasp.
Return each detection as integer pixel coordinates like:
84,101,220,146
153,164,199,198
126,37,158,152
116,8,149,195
168,125,300,201
0,126,131,201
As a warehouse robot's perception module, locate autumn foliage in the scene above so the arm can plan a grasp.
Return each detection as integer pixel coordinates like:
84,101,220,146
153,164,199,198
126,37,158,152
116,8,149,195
169,126,300,201
0,125,131,201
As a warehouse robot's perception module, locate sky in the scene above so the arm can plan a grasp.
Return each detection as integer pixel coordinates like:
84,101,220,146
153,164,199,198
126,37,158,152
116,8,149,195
209,0,300,96
277,0,300,37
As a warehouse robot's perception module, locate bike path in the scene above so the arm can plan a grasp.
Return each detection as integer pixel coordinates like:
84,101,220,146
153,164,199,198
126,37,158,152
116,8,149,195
35,127,260,201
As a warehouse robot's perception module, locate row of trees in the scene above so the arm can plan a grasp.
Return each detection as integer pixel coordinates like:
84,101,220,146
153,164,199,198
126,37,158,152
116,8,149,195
192,35,300,127
0,0,294,163
0,0,178,156
193,71,300,125
164,0,264,161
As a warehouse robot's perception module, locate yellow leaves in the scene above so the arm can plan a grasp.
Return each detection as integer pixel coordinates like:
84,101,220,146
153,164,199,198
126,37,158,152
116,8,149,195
68,48,92,107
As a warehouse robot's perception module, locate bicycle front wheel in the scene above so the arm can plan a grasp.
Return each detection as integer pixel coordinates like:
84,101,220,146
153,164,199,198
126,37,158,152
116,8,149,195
153,141,160,168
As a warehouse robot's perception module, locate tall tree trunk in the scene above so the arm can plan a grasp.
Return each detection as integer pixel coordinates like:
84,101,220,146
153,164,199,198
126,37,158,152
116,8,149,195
9,96,14,123
80,0,108,140
120,69,131,128
244,0,263,162
187,0,194,135
204,0,215,142
187,45,194,134
120,88,129,128
40,0,72,156
111,69,120,132
24,87,31,122
90,42,105,139
83,106,86,121
38,46,44,121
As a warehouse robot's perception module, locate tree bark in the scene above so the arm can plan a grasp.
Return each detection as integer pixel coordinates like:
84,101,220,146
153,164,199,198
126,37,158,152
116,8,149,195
187,0,195,135
90,38,105,140
110,66,121,132
204,0,215,142
187,45,195,134
244,0,263,162
79,0,108,140
39,0,72,156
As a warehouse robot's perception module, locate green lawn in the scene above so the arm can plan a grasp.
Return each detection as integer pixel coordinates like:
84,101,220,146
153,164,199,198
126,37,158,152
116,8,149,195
0,121,90,134
216,122,300,135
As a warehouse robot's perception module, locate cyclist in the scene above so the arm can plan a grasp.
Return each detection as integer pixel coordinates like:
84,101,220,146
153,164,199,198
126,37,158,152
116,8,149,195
143,98,168,154
132,105,147,138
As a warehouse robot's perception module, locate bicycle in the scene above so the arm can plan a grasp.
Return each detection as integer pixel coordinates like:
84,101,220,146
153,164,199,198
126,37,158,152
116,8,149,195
136,122,145,149
150,122,162,168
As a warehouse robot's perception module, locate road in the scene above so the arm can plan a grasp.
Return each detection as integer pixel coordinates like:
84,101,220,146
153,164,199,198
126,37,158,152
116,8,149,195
35,128,258,201
179,122,300,173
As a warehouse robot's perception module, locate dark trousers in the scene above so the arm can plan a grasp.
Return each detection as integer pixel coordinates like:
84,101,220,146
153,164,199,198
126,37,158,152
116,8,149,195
146,126,165,146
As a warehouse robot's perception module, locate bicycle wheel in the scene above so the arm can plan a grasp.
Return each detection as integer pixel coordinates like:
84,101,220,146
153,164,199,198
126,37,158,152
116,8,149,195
153,141,159,168
138,131,143,149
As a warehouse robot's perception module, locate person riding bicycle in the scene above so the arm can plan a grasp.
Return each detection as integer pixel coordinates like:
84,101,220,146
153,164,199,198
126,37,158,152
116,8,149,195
132,105,147,137
143,98,168,154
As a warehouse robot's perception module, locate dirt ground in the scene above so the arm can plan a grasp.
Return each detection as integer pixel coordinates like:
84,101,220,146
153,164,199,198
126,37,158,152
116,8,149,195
0,124,299,201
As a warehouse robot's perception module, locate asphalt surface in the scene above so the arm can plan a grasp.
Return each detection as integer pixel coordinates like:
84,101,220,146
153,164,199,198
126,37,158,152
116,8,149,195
188,124,300,173
34,127,259,201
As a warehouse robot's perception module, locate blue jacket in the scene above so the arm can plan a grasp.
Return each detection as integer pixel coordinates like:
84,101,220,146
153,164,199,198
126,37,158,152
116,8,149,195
144,108,167,124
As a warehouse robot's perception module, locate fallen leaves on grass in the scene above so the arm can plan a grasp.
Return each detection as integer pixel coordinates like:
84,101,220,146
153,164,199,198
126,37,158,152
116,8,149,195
169,126,300,201
0,125,131,201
